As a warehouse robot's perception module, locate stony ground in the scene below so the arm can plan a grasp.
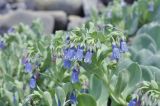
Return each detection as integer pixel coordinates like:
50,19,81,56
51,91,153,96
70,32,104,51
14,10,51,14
0,0,135,34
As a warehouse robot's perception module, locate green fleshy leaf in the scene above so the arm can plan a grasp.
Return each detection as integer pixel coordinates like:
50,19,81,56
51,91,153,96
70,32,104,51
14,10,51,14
77,94,97,106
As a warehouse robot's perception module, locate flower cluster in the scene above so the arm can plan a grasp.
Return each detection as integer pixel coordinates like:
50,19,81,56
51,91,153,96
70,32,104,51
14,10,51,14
22,58,36,89
22,54,41,89
111,39,128,61
63,46,93,69
63,34,94,84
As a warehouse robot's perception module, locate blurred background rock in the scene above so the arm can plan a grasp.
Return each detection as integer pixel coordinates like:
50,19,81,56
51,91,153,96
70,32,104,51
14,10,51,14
0,0,135,34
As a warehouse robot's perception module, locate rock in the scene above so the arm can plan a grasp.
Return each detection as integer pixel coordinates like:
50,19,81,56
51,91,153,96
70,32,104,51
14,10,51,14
82,0,98,17
30,11,67,31
0,0,6,8
124,0,135,4
6,0,17,4
11,2,26,10
0,26,8,36
47,11,68,31
82,0,105,17
99,0,112,6
0,0,8,14
25,0,36,10
0,10,68,33
0,10,54,34
0,3,12,14
67,15,86,30
24,0,83,15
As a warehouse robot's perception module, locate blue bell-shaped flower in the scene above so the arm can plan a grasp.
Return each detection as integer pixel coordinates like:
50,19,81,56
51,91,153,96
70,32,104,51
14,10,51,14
0,41,5,49
148,1,154,12
120,39,128,53
71,67,79,83
111,43,120,61
25,62,32,73
75,46,84,61
63,59,72,69
84,50,93,64
70,91,77,104
29,77,36,89
65,47,76,61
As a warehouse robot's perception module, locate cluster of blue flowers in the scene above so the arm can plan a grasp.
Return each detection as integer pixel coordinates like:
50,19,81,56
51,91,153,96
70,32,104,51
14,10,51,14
63,47,82,84
63,34,93,85
111,39,128,61
22,56,40,89
63,46,93,69
61,34,92,105
0,28,15,50
64,47,93,84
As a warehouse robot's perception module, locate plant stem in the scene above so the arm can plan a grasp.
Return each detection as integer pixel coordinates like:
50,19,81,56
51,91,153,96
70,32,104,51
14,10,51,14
102,74,127,105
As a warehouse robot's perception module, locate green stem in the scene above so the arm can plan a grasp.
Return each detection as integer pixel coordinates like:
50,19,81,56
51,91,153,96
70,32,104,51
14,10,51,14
63,100,70,106
102,74,127,105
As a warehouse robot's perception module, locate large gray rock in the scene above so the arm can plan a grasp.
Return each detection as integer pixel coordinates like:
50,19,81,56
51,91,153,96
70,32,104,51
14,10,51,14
0,10,54,34
48,11,68,31
24,11,67,31
82,0,105,17
6,0,17,3
11,2,26,10
67,15,86,30
0,0,6,8
25,0,82,15
100,0,111,6
24,0,36,10
37,11,67,31
0,26,8,35
0,0,11,14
